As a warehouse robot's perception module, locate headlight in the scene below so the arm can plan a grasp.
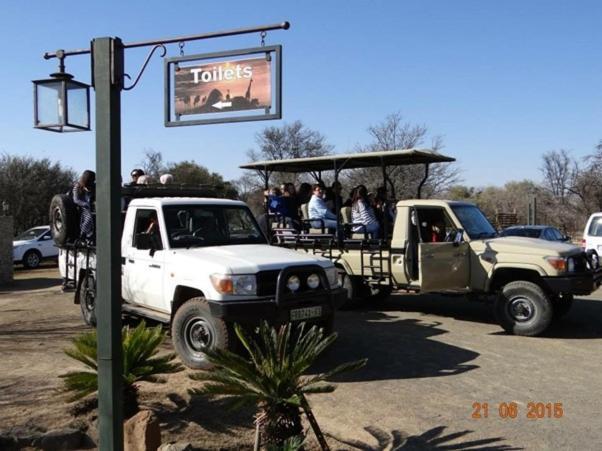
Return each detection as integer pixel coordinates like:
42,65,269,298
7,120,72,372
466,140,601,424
545,256,567,272
210,274,256,295
287,275,301,292
325,266,340,288
567,257,575,272
307,273,320,289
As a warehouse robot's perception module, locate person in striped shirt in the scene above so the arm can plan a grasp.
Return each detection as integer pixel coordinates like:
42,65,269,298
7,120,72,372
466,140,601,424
351,185,380,239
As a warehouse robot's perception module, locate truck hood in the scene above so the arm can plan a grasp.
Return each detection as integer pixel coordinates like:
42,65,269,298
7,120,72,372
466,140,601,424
483,236,581,256
172,244,332,274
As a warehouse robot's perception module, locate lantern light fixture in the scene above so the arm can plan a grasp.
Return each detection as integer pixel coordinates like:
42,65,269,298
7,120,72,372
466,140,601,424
33,50,90,132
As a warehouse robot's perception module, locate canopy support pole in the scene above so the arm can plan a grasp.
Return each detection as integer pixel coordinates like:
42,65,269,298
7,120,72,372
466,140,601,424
417,164,430,199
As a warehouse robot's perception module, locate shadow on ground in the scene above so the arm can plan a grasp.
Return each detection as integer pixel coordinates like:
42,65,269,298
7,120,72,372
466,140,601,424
314,311,479,382
328,424,521,451
149,392,255,436
0,275,62,293
381,293,602,339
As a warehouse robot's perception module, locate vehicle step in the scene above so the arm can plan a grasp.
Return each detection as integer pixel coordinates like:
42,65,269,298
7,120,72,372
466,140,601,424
122,303,170,324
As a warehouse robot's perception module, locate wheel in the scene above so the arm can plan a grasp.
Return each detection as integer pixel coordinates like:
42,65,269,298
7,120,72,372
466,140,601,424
319,314,335,336
586,249,599,270
79,273,97,327
49,194,78,246
171,297,231,369
337,269,362,307
495,281,553,336
22,250,41,269
552,293,574,319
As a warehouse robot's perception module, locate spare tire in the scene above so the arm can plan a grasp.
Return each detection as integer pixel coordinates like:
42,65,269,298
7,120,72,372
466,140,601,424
49,194,78,246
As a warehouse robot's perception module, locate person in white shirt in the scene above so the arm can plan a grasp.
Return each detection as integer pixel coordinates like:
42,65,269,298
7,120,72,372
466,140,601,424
308,183,338,231
351,185,380,239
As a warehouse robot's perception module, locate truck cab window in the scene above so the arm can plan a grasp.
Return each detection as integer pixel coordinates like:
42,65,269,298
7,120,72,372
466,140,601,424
415,208,456,243
133,209,163,250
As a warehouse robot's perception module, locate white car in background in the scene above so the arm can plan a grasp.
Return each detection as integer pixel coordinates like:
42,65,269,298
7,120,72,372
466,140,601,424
582,213,602,267
13,226,59,268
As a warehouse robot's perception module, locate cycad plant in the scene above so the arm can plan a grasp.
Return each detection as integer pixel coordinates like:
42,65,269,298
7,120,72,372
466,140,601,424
61,321,183,418
191,322,367,448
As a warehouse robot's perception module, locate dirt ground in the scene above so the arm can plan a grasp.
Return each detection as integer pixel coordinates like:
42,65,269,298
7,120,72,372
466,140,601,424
2,266,602,450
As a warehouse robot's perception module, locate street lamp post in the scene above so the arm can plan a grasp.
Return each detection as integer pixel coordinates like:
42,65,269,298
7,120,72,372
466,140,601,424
36,22,289,450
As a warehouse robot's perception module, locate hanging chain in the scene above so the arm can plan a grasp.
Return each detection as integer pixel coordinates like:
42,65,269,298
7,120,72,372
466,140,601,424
260,31,266,47
179,41,185,56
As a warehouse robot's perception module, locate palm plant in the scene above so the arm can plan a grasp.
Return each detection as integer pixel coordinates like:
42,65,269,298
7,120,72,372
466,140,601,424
190,321,367,448
61,321,183,418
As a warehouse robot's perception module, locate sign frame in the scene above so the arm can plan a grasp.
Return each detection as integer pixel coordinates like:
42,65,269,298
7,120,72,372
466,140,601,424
164,45,282,127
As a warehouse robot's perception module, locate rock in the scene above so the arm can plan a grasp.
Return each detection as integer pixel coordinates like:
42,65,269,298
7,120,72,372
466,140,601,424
124,410,161,451
158,443,193,451
38,428,84,450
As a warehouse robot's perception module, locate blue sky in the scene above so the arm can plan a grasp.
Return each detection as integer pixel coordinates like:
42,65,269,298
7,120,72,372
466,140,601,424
1,0,600,187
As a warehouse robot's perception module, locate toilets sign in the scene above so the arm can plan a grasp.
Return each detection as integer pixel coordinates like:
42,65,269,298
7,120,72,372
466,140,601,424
165,46,282,126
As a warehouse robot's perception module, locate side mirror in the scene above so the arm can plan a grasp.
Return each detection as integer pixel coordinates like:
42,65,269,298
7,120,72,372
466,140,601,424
42,235,52,240
135,233,153,251
563,235,571,242
453,229,464,246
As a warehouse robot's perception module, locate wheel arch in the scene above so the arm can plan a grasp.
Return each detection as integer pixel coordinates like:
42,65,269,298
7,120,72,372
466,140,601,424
171,285,205,321
488,266,545,293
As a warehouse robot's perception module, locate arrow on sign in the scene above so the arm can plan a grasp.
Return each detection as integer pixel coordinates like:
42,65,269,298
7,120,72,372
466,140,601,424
212,101,232,110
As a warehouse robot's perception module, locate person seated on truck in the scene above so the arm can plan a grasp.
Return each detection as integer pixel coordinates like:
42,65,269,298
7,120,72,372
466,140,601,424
308,183,338,232
145,211,163,249
351,185,380,239
325,181,344,212
72,170,96,243
281,182,301,230
126,168,145,187
430,220,447,242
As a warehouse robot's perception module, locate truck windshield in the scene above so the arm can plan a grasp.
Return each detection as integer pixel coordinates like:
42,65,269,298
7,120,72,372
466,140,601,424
450,205,497,239
163,205,266,248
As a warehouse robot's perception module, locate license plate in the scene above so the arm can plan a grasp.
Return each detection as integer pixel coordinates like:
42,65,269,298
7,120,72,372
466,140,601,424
290,306,323,321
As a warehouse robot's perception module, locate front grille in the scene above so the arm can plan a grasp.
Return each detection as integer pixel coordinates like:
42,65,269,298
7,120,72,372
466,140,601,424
256,267,327,297
257,270,280,296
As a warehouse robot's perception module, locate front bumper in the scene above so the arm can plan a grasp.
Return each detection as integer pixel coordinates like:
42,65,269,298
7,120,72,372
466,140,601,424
208,287,347,324
542,269,602,295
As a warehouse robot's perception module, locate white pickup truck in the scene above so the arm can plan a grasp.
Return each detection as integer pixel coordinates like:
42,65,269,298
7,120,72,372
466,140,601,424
57,193,346,368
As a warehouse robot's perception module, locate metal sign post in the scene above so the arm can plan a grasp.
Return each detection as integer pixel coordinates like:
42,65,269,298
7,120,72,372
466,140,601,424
92,37,124,450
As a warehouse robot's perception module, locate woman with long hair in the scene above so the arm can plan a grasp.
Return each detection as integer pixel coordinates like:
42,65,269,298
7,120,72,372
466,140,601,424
72,170,95,242
351,184,380,239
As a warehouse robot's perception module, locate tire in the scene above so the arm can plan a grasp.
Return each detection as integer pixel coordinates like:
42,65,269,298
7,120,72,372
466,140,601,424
338,269,362,307
586,249,599,270
49,194,78,246
552,293,574,319
22,250,41,269
79,273,97,327
495,281,553,336
171,297,231,369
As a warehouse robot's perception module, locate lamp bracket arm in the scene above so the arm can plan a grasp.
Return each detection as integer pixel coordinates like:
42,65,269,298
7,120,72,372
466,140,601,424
122,44,166,91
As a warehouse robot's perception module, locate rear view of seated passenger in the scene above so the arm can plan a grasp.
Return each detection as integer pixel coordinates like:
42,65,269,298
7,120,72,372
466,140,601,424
308,183,338,232
351,185,380,239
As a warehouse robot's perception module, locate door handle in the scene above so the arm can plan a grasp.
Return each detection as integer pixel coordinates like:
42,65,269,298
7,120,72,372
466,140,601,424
128,259,135,263
149,264,161,269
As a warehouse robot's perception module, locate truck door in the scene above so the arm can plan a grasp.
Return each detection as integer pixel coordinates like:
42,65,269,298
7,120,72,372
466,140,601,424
415,207,470,292
123,208,166,310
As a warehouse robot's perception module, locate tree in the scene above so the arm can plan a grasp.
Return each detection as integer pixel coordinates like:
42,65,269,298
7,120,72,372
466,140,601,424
344,113,461,199
0,154,75,233
191,322,366,448
61,321,182,418
165,160,238,198
138,151,238,198
139,149,165,180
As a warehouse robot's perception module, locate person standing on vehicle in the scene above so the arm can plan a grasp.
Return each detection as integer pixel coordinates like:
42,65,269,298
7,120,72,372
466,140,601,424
72,170,96,242
351,185,380,239
308,183,338,231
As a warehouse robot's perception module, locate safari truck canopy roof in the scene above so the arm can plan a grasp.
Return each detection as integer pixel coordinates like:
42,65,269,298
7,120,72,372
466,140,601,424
239,148,455,173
